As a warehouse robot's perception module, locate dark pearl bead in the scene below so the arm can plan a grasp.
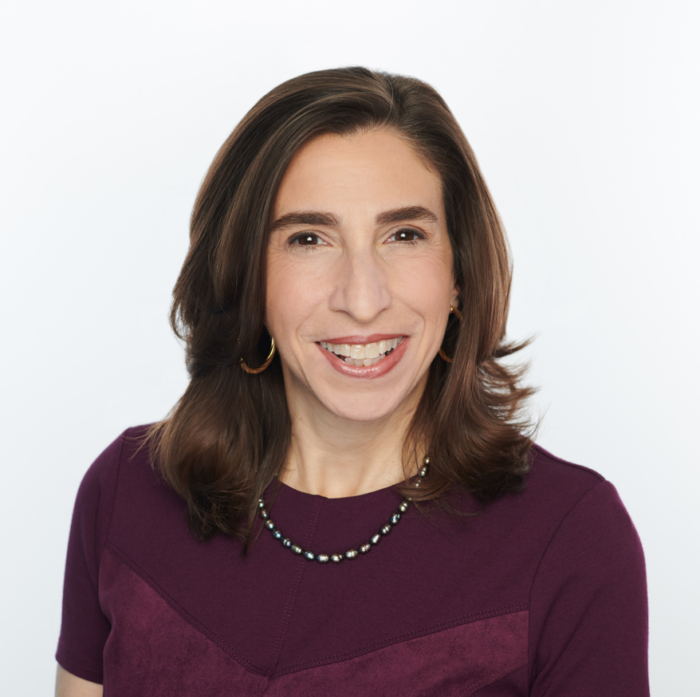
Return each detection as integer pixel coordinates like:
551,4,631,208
390,513,401,525
399,501,409,513
265,520,275,530
291,545,303,555
419,467,427,477
282,538,292,547
304,551,315,561
345,549,358,559
423,456,430,465
370,534,381,545
317,554,329,563
359,544,372,554
331,554,343,563
272,529,282,539
381,524,392,535
260,509,269,519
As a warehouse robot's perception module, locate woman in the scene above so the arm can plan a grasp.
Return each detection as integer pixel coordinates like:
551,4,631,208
56,67,649,695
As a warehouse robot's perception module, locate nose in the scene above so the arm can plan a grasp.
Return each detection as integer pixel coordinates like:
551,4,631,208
328,246,391,323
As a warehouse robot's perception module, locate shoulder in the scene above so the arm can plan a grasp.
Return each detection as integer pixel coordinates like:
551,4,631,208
73,424,158,534
481,444,644,578
69,423,186,578
77,425,152,495
477,444,608,530
529,444,644,561
526,444,641,545
506,444,613,531
527,443,606,498
522,448,648,690
518,445,647,613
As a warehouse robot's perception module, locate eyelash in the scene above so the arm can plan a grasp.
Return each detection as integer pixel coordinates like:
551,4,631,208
287,227,426,247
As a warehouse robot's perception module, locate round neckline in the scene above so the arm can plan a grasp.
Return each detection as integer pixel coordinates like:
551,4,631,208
270,476,403,507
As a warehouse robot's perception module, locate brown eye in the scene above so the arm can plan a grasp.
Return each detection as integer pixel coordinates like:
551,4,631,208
290,233,323,246
390,228,424,243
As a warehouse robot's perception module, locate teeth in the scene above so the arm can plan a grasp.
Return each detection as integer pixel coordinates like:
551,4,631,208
344,356,381,366
322,338,402,365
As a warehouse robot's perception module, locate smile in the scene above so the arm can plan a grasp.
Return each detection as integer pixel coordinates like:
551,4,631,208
318,338,404,367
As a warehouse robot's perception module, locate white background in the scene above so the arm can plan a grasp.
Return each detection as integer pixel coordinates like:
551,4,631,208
1,1,698,693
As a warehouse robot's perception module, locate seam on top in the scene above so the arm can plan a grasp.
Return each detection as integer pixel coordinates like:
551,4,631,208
274,605,529,677
103,542,528,683
101,432,126,563
268,497,323,674
103,541,269,677
525,478,609,687
90,429,129,596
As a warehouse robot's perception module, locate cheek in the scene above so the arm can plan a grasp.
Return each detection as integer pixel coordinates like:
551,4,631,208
265,257,295,340
395,252,454,319
265,254,326,344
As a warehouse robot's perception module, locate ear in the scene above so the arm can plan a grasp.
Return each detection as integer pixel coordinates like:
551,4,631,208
450,278,461,310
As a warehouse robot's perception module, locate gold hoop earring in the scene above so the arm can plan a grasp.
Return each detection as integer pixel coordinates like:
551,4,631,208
438,306,462,363
240,337,276,374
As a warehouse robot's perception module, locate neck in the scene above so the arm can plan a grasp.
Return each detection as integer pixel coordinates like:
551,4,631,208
280,392,421,499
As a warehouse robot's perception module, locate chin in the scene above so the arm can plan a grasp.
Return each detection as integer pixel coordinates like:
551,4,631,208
320,390,412,423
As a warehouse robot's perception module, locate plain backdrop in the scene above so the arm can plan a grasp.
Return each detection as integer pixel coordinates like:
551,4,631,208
1,1,698,694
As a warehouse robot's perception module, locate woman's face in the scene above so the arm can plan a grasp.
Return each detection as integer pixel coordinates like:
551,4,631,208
266,128,458,424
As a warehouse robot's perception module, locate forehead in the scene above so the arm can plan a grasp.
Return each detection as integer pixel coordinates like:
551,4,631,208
273,129,443,218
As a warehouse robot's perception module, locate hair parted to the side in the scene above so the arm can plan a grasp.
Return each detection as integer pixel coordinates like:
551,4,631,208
146,66,536,544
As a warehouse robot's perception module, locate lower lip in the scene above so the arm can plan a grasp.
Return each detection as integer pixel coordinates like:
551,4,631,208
318,339,409,379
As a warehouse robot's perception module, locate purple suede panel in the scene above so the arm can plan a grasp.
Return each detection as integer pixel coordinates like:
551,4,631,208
99,547,267,696
265,611,528,696
56,426,649,692
103,429,540,675
99,546,527,695
472,665,528,695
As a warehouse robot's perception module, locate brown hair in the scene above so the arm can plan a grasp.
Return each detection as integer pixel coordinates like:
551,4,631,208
147,67,535,542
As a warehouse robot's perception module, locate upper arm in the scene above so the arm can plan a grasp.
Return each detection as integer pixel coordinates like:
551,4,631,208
528,481,649,695
56,433,125,685
55,665,103,697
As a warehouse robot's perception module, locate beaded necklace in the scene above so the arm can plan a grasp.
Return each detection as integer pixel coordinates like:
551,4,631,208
258,456,429,564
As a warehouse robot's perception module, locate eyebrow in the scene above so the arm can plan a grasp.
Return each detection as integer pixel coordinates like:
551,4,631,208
269,206,438,232
376,206,438,225
269,211,339,232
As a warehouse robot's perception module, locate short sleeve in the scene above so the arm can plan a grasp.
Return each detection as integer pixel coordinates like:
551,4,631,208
55,432,124,684
528,480,649,696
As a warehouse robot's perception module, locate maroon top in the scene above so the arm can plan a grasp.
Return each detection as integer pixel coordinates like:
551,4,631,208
56,426,649,695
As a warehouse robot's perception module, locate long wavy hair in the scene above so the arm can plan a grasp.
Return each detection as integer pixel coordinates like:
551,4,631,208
146,67,536,543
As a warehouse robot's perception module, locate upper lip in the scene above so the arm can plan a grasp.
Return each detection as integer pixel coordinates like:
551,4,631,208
319,334,405,344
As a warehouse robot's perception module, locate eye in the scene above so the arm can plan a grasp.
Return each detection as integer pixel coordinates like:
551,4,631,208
389,227,425,243
289,232,325,246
